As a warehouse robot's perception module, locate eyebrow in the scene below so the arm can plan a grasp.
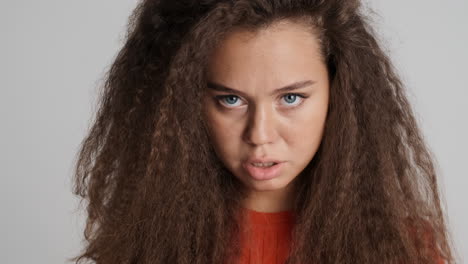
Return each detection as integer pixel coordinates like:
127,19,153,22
206,80,316,97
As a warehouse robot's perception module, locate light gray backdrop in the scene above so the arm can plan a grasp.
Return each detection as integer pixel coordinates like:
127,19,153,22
1,0,466,263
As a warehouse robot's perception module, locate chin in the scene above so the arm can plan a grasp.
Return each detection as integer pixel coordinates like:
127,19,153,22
246,177,291,192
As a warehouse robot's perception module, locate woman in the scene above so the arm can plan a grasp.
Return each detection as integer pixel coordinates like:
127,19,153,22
70,0,454,263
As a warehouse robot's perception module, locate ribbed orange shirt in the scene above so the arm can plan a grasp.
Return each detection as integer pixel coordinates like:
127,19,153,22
235,208,445,264
236,208,295,264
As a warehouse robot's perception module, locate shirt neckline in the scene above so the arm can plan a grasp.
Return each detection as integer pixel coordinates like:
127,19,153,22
242,207,295,225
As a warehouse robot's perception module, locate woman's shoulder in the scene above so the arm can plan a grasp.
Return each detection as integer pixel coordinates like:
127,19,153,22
404,218,445,263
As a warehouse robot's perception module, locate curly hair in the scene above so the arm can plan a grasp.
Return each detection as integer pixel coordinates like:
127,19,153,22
69,0,455,263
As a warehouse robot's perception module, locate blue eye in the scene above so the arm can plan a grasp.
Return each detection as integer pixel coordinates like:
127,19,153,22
281,93,305,106
283,94,297,104
224,96,238,104
214,93,307,109
216,95,243,107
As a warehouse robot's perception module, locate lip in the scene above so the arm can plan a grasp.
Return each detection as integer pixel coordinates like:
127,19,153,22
242,159,285,181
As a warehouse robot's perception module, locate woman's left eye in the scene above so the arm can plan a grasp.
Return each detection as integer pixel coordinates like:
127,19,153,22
281,93,306,106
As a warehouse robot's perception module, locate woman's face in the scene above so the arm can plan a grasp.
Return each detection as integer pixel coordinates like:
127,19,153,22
203,20,329,207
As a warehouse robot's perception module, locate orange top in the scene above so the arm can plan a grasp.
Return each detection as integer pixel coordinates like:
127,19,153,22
236,207,295,264
235,208,445,264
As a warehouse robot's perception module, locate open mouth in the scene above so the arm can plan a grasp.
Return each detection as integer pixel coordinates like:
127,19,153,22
250,162,278,167
243,161,284,181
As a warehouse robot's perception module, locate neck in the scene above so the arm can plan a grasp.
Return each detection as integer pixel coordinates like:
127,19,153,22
242,182,296,213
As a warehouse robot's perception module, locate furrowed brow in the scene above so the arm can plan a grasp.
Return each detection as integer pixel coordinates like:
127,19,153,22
206,80,315,97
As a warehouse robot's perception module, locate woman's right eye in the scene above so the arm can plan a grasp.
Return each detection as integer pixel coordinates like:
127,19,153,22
215,95,244,108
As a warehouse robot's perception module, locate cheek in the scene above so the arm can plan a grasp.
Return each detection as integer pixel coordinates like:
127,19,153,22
283,104,328,158
205,110,242,160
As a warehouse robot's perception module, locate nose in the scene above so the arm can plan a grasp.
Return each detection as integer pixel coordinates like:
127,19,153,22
243,104,277,146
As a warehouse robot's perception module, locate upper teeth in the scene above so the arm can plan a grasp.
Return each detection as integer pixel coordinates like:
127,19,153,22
252,162,275,167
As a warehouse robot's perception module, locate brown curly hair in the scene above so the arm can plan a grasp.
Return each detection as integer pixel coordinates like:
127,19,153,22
69,0,455,263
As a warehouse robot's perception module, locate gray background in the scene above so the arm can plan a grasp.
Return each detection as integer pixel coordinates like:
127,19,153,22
1,0,466,263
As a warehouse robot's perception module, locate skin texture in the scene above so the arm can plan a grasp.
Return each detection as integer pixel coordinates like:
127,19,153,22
203,21,329,213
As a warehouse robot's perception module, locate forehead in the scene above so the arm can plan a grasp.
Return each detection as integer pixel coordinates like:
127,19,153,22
206,20,325,90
